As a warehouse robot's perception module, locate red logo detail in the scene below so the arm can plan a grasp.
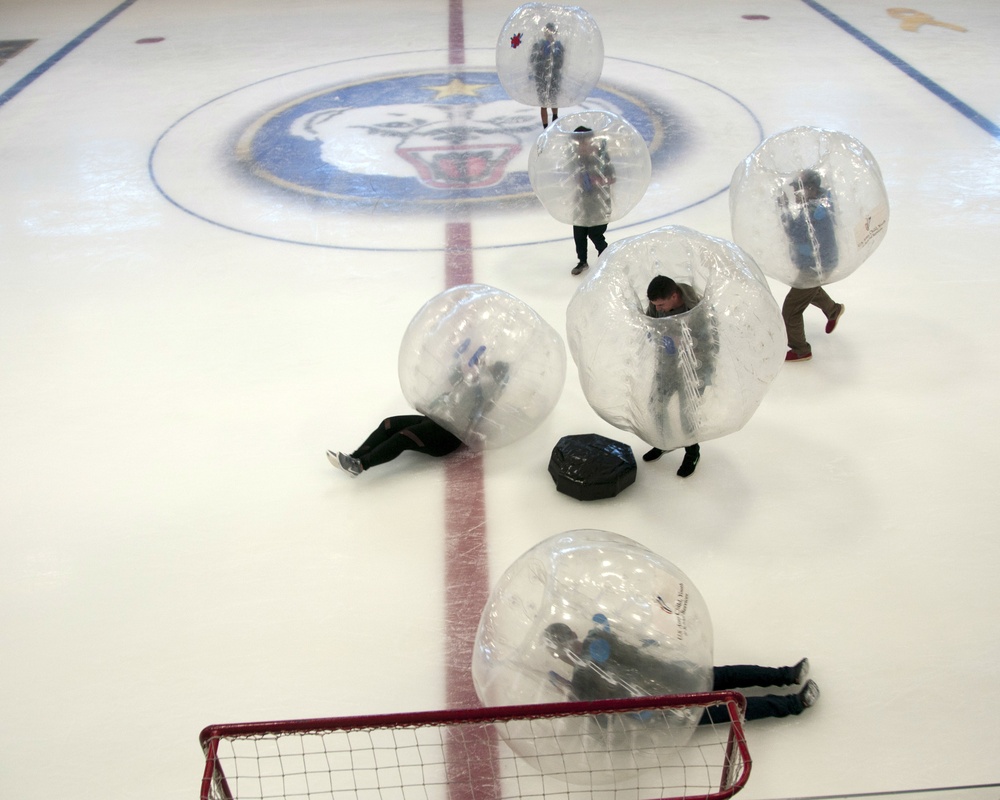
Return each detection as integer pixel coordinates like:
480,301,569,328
510,33,523,48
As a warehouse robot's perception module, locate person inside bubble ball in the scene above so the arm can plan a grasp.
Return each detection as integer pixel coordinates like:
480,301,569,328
778,169,846,363
571,126,616,276
530,21,564,129
642,275,711,477
327,355,510,476
544,620,820,724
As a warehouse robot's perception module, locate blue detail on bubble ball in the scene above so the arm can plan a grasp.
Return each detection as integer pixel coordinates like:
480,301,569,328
587,637,611,663
468,345,486,367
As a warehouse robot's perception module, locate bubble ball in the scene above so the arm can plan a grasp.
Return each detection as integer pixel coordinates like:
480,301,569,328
398,284,566,451
528,111,651,226
496,3,604,110
730,126,890,289
472,530,714,763
566,225,785,452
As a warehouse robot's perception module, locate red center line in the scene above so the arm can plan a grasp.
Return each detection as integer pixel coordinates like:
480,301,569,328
443,1,499,799
448,0,466,67
443,223,486,713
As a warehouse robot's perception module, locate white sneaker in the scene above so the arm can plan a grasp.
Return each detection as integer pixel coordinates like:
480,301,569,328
327,450,363,476
800,679,820,708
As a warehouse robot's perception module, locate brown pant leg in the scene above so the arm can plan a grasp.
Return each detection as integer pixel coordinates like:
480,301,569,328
782,287,817,355
809,286,839,319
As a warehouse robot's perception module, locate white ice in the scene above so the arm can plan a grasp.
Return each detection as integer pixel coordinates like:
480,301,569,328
1,2,998,799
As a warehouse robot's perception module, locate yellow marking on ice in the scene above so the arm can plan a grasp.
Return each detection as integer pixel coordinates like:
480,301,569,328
423,78,490,99
887,8,967,33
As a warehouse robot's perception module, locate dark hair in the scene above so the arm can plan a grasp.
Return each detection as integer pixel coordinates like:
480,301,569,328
545,622,577,645
647,275,680,301
798,169,824,192
573,126,592,133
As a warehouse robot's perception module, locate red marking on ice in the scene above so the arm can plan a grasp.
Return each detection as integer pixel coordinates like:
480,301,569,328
442,221,483,710
442,6,498,800
444,449,488,710
449,0,465,65
445,221,473,288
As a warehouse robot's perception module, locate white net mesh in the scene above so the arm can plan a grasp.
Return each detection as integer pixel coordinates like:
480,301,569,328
201,694,750,800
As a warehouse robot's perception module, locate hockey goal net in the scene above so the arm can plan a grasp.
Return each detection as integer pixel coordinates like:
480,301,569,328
200,692,750,800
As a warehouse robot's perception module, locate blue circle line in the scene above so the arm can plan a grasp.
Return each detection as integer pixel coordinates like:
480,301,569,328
148,49,762,252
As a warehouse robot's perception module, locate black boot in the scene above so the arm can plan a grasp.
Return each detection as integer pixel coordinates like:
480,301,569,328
677,444,700,477
642,447,664,462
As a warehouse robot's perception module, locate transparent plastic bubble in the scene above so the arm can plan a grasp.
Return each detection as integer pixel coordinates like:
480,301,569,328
496,3,604,109
566,225,785,451
730,126,890,288
398,284,566,451
472,530,714,763
528,111,651,226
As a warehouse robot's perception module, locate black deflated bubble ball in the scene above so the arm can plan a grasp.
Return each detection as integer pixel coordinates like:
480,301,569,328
548,433,637,500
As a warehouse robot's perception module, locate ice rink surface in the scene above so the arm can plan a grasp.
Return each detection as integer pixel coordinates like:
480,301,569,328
1,1,999,798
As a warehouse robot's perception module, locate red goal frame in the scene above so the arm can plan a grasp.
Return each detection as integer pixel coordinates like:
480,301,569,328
200,691,751,800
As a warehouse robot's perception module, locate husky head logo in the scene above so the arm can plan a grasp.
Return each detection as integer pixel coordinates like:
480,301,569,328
238,70,650,212
290,99,535,190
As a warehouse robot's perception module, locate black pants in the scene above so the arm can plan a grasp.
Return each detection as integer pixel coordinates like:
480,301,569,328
352,416,462,470
699,663,804,724
573,225,608,262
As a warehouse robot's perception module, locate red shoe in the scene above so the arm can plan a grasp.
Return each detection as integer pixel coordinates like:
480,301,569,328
825,303,845,334
785,350,812,362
